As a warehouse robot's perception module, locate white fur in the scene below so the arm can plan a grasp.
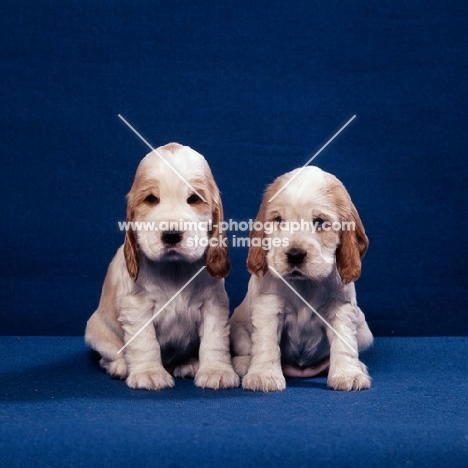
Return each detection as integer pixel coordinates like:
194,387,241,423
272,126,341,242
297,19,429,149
85,143,239,390
230,166,373,392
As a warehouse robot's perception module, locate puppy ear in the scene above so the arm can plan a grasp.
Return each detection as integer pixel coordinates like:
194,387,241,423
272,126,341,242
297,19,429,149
336,204,369,284
206,191,230,279
247,202,268,276
123,197,139,281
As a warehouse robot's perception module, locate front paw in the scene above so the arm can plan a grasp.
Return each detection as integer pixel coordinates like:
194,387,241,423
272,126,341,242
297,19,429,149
173,358,199,379
327,369,371,391
195,366,240,389
126,367,175,390
242,371,286,392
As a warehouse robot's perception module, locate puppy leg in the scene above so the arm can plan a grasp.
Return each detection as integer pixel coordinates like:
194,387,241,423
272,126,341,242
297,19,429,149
242,296,286,392
326,304,371,391
232,356,251,378
120,300,174,391
356,308,374,352
194,290,240,389
85,311,128,379
230,305,253,378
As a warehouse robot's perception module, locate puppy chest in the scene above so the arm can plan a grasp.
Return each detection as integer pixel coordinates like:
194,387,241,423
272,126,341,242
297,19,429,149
153,295,202,336
152,296,203,363
280,307,329,366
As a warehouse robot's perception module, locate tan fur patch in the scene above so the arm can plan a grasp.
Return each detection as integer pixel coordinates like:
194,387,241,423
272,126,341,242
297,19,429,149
329,179,369,283
204,164,230,279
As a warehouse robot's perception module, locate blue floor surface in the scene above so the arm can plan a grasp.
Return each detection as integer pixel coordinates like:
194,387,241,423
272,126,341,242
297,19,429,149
1,337,467,467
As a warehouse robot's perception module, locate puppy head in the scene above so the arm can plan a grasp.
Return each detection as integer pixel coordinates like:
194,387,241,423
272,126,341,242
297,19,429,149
247,166,368,284
124,143,229,280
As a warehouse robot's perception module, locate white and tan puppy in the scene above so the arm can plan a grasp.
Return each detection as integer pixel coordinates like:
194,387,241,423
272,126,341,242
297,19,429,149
86,143,239,390
230,166,373,392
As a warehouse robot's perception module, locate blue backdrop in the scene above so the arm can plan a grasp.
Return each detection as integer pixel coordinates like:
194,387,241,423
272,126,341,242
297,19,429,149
1,0,467,336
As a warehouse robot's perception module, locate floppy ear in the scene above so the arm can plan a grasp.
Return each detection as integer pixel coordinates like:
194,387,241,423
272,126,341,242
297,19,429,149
123,197,139,281
336,204,369,284
247,201,268,276
206,190,230,279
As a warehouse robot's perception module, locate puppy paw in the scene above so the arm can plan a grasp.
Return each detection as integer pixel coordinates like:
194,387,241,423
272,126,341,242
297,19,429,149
195,367,240,389
126,367,175,390
327,371,371,391
232,355,251,378
242,371,286,392
100,358,128,379
173,358,199,378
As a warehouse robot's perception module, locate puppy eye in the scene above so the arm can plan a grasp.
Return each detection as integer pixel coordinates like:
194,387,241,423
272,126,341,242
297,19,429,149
313,217,325,227
187,194,203,205
144,194,159,205
274,216,283,223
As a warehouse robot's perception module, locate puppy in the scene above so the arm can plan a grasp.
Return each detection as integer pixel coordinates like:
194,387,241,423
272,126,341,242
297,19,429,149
85,143,239,390
230,166,373,392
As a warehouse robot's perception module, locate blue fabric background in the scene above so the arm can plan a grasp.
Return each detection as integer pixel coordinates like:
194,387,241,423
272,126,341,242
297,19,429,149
1,0,467,336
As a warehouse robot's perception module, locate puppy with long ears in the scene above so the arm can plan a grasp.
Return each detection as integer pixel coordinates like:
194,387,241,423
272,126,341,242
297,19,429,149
85,143,239,390
230,166,373,392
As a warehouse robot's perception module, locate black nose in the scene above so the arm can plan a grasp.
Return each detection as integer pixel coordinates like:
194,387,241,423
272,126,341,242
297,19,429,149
162,231,183,246
287,248,306,265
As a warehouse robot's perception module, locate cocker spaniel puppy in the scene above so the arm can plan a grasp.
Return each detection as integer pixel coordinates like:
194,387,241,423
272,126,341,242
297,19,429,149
230,166,373,392
85,143,239,390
